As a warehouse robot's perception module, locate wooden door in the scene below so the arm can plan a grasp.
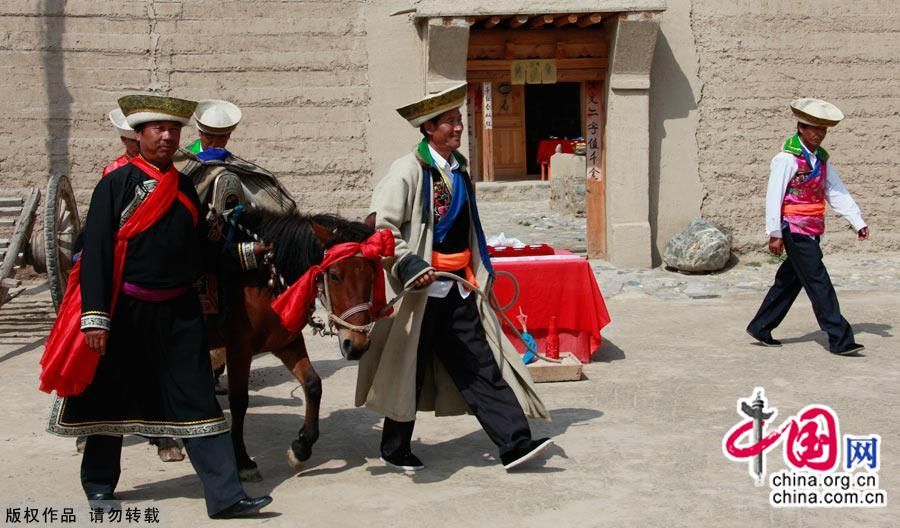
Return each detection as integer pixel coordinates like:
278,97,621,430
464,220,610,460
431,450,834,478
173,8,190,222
490,84,526,179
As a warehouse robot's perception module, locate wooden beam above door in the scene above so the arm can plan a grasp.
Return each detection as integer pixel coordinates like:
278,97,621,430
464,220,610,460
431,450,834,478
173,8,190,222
467,12,614,30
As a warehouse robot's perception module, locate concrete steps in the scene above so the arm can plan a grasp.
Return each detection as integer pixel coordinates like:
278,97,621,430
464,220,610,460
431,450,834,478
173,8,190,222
474,180,550,204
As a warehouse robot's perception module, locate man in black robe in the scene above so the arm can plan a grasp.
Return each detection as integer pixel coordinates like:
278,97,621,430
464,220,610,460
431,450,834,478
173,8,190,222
45,94,272,519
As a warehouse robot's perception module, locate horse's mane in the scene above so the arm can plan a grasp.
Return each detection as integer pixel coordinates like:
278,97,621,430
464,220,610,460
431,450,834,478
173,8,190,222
235,209,375,287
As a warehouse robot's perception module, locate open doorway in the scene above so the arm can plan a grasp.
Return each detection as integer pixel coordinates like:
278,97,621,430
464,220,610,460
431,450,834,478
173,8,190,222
524,83,583,176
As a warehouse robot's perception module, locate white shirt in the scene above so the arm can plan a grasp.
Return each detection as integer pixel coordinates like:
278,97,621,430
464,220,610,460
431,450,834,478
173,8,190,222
426,145,471,299
764,142,866,238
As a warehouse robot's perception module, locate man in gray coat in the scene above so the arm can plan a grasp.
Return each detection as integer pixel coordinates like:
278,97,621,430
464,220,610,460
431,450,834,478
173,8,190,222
360,83,551,471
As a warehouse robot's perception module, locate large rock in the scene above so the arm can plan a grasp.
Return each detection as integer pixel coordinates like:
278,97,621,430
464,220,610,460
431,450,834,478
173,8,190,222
664,219,732,272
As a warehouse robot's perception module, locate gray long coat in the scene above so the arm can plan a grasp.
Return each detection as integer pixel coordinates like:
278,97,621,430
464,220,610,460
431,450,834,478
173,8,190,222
354,147,549,422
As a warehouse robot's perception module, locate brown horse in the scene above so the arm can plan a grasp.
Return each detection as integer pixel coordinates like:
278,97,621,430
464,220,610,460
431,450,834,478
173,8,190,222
206,210,378,481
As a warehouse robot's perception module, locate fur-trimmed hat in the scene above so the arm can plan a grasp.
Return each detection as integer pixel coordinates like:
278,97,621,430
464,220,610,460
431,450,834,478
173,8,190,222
108,108,135,140
396,83,467,127
118,94,197,128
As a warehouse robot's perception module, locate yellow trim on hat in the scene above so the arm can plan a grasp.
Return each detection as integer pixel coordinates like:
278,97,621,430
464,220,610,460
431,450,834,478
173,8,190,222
397,83,467,127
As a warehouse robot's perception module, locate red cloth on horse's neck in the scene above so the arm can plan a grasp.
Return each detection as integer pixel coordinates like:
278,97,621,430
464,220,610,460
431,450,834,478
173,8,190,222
39,160,191,397
271,229,395,335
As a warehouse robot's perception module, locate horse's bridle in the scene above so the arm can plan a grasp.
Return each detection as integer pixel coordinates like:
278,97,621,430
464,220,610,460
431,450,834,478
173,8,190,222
314,254,377,336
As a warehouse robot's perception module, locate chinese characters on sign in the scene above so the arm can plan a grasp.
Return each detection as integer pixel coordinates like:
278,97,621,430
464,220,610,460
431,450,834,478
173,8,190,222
482,82,493,130
584,81,602,182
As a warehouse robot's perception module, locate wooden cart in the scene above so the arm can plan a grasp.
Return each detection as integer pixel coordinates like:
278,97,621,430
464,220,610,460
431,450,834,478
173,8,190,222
0,173,81,311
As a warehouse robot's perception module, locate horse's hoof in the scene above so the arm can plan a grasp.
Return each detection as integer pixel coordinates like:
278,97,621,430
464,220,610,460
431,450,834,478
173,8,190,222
158,447,185,462
238,467,263,482
291,439,313,462
75,437,87,454
286,447,305,473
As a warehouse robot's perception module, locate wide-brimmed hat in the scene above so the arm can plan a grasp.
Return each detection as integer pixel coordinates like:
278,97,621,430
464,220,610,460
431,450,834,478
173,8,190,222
108,108,135,140
193,99,242,135
396,83,467,127
118,94,197,128
790,98,844,127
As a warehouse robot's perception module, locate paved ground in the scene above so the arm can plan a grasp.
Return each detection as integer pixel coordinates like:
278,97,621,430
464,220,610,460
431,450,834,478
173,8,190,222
1,223,898,527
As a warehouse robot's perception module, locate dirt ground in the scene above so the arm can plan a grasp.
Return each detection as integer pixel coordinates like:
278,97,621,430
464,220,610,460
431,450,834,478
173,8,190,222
0,274,897,527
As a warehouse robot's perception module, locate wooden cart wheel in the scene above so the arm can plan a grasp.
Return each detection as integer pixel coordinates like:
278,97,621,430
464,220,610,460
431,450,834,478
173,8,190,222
42,173,81,311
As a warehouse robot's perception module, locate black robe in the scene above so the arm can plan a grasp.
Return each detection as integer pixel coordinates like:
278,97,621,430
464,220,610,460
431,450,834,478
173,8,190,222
48,162,243,438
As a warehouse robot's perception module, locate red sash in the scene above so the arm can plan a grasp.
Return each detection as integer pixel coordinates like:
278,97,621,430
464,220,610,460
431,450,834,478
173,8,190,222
271,229,395,334
39,157,197,396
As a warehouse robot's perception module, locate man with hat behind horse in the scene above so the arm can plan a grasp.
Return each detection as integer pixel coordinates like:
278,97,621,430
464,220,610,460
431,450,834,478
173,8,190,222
359,83,551,472
746,98,869,355
174,99,295,395
186,99,241,156
103,108,140,177
40,94,273,519
175,99,296,218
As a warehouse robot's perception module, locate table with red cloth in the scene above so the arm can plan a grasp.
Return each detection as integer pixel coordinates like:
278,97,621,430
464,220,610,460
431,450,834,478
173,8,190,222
536,139,578,165
536,139,578,180
491,251,611,363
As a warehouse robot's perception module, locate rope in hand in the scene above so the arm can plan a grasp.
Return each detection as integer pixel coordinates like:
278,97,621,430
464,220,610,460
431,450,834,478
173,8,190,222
378,271,562,364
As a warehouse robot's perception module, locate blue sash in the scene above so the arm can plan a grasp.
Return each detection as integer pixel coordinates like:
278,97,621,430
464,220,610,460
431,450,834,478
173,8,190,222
429,165,494,277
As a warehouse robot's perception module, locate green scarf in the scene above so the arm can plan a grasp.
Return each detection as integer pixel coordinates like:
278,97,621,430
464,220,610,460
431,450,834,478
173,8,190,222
417,138,464,168
783,133,829,161
186,138,202,155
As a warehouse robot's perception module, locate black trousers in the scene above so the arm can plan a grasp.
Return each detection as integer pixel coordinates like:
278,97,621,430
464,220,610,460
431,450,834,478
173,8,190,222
81,432,246,516
747,229,854,352
381,286,532,459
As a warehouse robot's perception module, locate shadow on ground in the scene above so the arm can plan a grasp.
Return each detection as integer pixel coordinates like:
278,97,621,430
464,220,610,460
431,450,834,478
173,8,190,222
592,337,625,363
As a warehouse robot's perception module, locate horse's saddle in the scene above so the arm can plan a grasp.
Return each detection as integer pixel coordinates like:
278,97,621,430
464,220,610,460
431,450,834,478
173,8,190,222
173,148,298,216
174,148,295,322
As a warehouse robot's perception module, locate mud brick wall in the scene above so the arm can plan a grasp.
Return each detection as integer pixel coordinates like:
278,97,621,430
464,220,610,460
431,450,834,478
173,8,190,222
0,0,371,217
692,0,900,252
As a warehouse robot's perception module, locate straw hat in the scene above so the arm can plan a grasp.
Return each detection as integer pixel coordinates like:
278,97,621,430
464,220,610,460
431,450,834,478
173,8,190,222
790,98,844,127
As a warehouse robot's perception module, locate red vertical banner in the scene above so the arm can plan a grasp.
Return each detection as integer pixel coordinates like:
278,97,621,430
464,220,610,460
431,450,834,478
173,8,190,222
584,81,602,182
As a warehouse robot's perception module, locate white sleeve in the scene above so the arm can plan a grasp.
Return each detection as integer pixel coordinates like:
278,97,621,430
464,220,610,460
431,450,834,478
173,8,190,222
765,153,795,238
825,162,866,232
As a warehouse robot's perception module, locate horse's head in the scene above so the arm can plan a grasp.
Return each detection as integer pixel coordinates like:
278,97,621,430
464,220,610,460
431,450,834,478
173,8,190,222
310,218,378,361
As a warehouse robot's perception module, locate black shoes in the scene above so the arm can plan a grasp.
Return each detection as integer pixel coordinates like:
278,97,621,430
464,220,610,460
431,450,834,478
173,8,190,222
210,496,273,519
86,493,118,510
380,451,425,471
832,343,865,356
501,437,553,470
747,329,782,347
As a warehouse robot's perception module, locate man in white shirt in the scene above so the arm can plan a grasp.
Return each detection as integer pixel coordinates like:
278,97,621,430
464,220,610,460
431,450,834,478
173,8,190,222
746,98,869,355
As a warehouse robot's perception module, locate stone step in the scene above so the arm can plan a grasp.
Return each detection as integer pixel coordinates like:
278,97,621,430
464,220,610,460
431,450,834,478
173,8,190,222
475,181,551,203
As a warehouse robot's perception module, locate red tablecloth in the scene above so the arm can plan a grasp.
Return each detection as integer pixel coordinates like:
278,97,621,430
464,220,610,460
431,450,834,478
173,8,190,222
491,252,611,363
536,139,577,165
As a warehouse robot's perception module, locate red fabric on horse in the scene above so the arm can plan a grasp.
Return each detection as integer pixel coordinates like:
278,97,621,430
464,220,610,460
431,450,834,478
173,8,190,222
272,229,396,334
39,158,197,396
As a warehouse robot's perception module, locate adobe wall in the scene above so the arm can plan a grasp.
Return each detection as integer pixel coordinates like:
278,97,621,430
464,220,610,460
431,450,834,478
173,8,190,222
689,0,900,254
0,0,373,217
